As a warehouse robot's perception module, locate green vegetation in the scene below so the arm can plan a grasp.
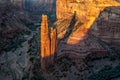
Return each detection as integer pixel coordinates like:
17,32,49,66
29,57,35,63
31,58,45,80
56,56,72,72
24,30,31,35
57,56,71,65
26,33,45,80
27,23,39,31
0,28,31,52
27,34,39,55
5,37,26,52
87,64,120,80
30,76,45,80
89,56,108,61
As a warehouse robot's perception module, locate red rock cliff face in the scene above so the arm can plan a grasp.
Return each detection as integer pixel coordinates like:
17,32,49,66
40,14,57,70
56,0,120,44
56,0,120,20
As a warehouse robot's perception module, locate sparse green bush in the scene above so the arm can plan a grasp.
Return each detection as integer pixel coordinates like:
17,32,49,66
31,76,45,80
29,57,35,63
87,64,120,80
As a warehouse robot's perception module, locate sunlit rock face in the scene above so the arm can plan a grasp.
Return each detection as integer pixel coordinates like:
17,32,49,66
40,14,50,70
56,0,120,20
55,0,120,60
40,15,57,70
56,0,120,44
50,27,57,64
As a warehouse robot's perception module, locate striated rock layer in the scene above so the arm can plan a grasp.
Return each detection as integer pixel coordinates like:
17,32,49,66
40,14,57,70
56,0,120,20
56,0,120,44
40,1,120,80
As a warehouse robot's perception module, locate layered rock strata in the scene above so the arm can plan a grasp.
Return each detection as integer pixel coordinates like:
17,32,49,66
56,0,120,20
40,14,57,70
56,0,120,44
55,0,120,60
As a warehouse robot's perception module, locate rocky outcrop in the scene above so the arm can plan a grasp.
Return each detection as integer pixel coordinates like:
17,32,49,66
56,0,120,20
53,1,120,79
40,14,50,70
0,1,30,52
56,0,120,44
50,27,57,64
55,0,120,62
40,14,57,70
11,0,23,10
0,2,33,80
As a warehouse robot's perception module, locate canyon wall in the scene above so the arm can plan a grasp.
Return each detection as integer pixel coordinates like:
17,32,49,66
40,15,57,70
0,1,33,79
55,0,120,58
56,0,120,44
56,0,120,20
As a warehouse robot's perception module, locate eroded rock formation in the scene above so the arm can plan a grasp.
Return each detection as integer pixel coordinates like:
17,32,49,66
56,0,120,20
38,1,120,80
50,27,57,64
56,0,120,44
40,14,57,70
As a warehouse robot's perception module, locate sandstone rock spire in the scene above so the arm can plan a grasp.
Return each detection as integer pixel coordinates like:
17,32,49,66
40,14,57,70
40,14,50,70
50,27,57,64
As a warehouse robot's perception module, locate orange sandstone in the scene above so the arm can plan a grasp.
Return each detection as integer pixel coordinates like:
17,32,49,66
50,27,57,64
40,14,57,70
56,0,120,44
